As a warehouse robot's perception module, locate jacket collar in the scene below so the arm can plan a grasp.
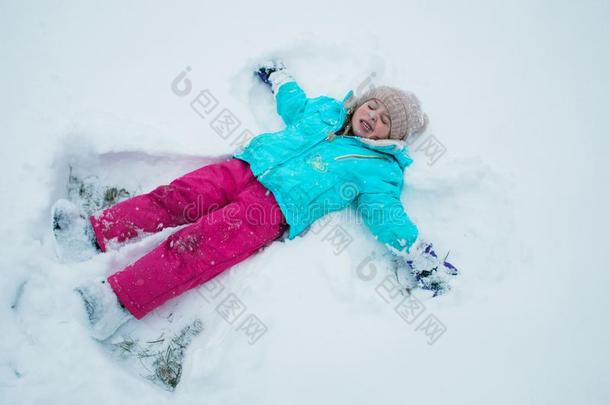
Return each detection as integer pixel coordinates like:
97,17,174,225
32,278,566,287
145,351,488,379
341,90,354,107
352,136,413,169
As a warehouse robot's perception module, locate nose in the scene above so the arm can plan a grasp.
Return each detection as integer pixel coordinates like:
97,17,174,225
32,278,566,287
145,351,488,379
368,111,376,122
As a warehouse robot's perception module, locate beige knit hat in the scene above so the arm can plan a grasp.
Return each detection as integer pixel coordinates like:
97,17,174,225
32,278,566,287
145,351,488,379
354,86,429,141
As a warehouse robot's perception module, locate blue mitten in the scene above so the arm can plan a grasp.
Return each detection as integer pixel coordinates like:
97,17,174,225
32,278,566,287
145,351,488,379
390,239,459,296
408,241,459,275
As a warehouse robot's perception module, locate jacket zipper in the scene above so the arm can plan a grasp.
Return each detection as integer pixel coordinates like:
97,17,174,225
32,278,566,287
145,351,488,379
334,154,388,161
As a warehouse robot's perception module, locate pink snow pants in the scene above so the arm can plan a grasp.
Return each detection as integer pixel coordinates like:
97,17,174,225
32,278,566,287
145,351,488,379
90,158,287,319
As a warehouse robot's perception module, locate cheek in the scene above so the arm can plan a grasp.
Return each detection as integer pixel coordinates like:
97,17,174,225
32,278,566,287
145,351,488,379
351,112,362,128
353,106,367,121
376,124,390,138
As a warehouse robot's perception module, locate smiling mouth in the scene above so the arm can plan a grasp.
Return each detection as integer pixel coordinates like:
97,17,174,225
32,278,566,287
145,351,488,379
360,119,373,133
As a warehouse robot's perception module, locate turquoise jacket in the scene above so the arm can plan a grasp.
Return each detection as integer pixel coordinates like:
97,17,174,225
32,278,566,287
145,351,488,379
233,81,419,253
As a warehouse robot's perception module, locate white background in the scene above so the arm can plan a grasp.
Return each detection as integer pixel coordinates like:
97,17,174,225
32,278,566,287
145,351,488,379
1,0,608,403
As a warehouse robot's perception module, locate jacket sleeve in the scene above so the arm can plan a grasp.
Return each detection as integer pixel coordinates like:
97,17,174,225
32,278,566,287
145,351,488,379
354,190,419,254
270,71,308,126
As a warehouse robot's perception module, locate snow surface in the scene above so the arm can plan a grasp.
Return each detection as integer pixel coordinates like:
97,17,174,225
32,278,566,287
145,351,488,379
1,0,609,403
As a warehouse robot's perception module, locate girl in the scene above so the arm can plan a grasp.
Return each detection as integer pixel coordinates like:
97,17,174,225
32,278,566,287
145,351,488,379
53,60,457,341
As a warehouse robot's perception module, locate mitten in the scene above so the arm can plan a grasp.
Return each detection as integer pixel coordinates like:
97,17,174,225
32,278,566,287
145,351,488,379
390,239,459,296
254,59,294,94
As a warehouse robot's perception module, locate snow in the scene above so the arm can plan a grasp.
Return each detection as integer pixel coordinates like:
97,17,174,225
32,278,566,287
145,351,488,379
1,0,609,403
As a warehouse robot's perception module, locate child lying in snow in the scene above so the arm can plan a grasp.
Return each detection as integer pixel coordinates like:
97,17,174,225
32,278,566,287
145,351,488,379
52,60,458,341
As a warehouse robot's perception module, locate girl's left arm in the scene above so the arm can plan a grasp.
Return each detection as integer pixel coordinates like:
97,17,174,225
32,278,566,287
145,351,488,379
354,190,419,254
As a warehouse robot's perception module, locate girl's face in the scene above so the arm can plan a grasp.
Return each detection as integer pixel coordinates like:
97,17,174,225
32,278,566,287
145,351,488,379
351,98,391,140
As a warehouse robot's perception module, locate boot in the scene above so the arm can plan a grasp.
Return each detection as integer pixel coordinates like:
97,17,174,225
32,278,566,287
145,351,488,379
75,278,132,341
52,199,101,262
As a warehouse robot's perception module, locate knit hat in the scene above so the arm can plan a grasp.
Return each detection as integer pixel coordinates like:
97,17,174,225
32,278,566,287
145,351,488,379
353,86,429,141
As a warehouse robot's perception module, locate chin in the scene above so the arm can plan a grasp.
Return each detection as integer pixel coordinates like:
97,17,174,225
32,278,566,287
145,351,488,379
353,128,368,138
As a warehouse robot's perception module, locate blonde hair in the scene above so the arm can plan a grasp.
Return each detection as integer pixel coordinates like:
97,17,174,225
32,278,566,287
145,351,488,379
337,104,356,136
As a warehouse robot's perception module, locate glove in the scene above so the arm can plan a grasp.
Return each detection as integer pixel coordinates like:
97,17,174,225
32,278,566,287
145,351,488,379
254,59,293,94
408,241,459,275
390,239,459,297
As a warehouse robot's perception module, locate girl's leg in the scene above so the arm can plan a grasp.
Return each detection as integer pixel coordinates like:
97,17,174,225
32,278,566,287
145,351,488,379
106,179,287,319
90,158,255,251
